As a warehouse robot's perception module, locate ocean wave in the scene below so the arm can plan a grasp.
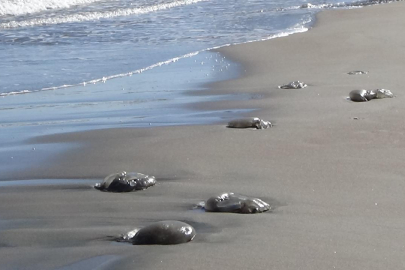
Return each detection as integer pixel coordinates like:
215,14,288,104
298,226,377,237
0,0,207,29
0,27,310,98
0,0,102,16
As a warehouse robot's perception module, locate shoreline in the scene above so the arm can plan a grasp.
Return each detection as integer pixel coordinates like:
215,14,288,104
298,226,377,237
2,2,405,269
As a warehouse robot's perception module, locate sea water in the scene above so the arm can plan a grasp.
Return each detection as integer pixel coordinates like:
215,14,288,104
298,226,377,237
0,0,397,139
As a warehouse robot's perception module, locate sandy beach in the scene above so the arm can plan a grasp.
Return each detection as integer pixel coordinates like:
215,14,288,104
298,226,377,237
2,2,405,269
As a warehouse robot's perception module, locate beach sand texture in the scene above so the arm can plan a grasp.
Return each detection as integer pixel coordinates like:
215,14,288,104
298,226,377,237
2,2,405,269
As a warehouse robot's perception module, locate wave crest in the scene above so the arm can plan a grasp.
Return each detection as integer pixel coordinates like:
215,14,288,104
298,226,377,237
0,0,102,16
1,0,206,29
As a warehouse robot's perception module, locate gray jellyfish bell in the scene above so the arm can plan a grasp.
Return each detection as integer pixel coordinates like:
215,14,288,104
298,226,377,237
347,71,368,75
349,89,394,102
227,117,272,129
94,171,156,192
203,193,271,214
278,81,307,89
349,89,376,102
119,220,196,245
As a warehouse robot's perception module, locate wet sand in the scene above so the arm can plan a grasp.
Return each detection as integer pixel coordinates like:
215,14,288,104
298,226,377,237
2,2,405,269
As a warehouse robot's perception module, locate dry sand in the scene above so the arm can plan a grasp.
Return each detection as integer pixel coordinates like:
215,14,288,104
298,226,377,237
2,2,405,269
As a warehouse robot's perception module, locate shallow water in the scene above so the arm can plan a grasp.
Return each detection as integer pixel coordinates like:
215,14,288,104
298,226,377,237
0,50,245,147
0,179,98,187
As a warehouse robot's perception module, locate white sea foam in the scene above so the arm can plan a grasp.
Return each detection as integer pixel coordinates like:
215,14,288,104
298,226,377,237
0,90,32,96
0,0,207,29
287,0,402,10
0,0,102,16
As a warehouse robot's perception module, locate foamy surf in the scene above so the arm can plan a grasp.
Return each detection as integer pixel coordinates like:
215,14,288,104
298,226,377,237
281,0,402,11
0,0,207,29
0,0,103,16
